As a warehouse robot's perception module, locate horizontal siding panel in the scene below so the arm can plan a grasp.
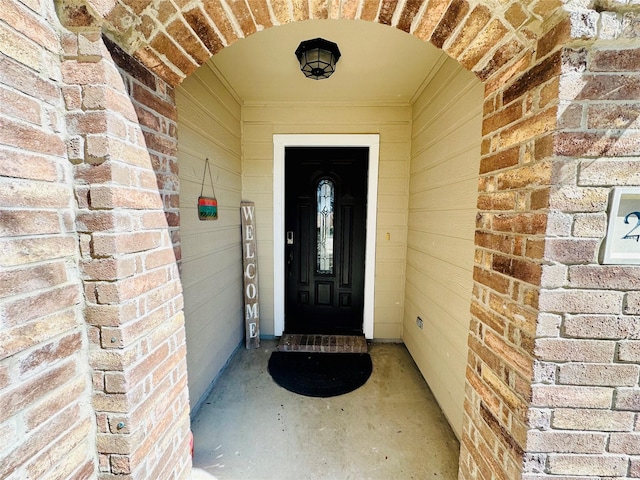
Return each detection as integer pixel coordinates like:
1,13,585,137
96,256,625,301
243,104,410,123
405,57,482,439
403,326,465,434
407,209,477,239
411,117,482,168
374,322,403,339
407,231,474,271
177,65,243,410
409,177,479,209
405,256,473,317
403,280,470,357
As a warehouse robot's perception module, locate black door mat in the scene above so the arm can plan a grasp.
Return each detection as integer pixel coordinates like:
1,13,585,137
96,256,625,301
277,333,368,353
268,351,373,397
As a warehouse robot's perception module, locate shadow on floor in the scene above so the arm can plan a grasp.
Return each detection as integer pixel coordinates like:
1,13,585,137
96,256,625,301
191,340,460,479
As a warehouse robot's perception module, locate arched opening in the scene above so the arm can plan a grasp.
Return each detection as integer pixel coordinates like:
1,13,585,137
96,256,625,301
176,18,483,473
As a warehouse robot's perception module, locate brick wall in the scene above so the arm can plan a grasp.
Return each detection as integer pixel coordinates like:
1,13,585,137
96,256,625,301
526,9,640,478
460,31,558,480
62,29,191,478
0,0,97,477
2,0,639,477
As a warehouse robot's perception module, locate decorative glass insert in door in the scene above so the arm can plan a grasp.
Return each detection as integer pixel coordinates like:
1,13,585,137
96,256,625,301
317,179,334,273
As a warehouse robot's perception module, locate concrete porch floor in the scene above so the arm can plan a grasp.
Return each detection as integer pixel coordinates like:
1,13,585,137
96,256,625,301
191,340,460,479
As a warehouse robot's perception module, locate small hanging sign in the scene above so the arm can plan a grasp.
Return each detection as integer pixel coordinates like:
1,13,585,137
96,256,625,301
198,158,218,220
241,201,260,349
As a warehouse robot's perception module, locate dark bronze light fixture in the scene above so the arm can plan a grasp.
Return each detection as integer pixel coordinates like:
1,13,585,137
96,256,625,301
294,38,341,80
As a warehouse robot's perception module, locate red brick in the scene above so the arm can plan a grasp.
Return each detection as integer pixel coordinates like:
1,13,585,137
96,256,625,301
221,0,256,36
483,100,523,136
149,32,198,77
504,51,561,105
0,54,60,104
496,161,552,190
591,48,640,72
0,311,78,362
201,0,238,44
477,191,516,210
95,268,168,304
484,330,532,379
0,84,42,125
430,0,469,48
0,360,77,423
576,74,640,101
183,7,223,55
459,19,509,71
133,46,183,86
18,332,83,377
0,147,61,182
0,236,77,267
537,19,570,60
474,266,510,294
492,213,547,235
412,0,450,41
545,239,599,264
24,376,87,431
478,39,527,82
396,0,426,32
492,254,541,284
499,107,557,149
3,403,90,476
89,185,163,210
81,257,137,281
0,262,68,298
92,231,162,256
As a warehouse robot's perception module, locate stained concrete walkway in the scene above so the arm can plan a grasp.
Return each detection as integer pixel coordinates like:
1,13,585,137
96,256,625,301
191,340,460,480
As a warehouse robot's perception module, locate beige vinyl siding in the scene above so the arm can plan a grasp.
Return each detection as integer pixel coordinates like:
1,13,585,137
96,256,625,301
176,64,244,410
403,59,483,438
242,104,411,338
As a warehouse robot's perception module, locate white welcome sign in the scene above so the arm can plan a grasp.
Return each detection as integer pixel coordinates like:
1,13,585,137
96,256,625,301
241,202,260,349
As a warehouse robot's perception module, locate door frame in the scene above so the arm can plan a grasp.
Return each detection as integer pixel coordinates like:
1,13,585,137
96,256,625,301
273,134,379,339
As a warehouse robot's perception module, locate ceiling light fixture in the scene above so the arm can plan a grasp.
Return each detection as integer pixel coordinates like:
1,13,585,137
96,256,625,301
294,38,341,80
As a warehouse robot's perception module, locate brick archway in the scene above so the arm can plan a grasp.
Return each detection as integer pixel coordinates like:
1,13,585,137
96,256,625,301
54,0,640,479
58,0,556,88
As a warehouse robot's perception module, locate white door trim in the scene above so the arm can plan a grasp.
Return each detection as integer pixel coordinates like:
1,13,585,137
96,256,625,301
273,134,379,339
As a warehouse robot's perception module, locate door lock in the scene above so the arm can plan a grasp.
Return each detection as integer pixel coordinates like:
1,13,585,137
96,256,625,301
286,231,294,245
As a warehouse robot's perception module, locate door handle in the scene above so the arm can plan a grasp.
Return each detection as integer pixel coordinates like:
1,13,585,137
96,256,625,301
286,231,294,245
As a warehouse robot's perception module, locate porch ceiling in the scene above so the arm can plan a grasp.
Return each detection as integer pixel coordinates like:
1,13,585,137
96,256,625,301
210,19,447,105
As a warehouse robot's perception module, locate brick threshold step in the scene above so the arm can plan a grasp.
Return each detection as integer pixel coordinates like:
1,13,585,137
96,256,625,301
277,334,368,354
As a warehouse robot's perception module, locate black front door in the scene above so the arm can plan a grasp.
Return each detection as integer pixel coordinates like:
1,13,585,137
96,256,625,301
285,147,368,335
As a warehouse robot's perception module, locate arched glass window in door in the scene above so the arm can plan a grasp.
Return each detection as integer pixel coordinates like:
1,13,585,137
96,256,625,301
317,179,334,274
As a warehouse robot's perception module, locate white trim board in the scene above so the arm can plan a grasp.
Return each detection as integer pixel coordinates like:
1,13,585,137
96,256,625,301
273,134,380,339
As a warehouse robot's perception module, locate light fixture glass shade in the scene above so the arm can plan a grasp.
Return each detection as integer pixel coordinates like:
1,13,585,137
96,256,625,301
295,38,341,80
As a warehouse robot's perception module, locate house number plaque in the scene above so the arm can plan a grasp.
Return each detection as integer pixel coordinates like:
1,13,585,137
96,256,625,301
603,187,640,265
241,201,260,349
